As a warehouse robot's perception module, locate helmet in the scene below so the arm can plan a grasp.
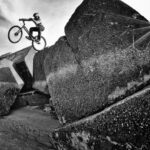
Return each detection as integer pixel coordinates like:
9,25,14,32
33,13,40,19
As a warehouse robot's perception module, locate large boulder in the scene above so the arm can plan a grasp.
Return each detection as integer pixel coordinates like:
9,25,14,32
44,37,77,121
33,47,52,94
44,0,150,124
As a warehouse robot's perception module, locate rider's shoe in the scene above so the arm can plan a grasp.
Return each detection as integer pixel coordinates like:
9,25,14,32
36,40,40,44
26,36,31,40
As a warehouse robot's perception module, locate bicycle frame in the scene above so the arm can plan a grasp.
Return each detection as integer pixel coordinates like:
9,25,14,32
15,21,30,37
19,21,38,40
22,25,29,35
20,21,29,35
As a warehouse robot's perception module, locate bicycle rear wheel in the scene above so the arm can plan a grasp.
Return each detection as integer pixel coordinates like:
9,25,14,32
32,36,47,51
8,26,23,43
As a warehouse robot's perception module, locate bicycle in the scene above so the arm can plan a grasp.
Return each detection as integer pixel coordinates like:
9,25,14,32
8,19,47,51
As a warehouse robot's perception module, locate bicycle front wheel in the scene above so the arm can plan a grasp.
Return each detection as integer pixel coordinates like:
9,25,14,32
8,26,23,43
32,36,47,51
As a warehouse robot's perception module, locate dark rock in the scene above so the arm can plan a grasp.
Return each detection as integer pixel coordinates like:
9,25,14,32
0,131,50,150
0,67,16,82
0,67,21,116
14,91,49,108
44,0,150,124
44,36,77,123
65,0,149,49
0,106,60,149
52,87,150,150
0,84,20,116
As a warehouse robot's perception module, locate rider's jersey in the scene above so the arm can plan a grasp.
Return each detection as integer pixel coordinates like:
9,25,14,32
31,18,45,31
32,18,42,26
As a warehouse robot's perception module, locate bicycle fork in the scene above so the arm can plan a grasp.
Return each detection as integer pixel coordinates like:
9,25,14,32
15,29,21,36
15,25,29,36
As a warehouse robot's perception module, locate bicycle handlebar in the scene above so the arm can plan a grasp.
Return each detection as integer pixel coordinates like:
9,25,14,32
19,18,24,21
19,19,25,25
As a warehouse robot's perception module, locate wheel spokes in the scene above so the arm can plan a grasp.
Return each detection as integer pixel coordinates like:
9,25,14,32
8,26,22,43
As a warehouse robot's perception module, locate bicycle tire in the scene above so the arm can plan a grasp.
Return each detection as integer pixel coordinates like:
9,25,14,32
8,26,23,43
32,36,47,51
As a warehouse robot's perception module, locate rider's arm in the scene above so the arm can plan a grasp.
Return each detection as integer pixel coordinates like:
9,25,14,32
19,18,33,21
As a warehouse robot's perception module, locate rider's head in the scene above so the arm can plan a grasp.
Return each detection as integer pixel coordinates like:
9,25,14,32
33,13,40,20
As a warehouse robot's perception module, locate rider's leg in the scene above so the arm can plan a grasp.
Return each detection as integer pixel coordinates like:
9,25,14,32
29,27,41,40
29,27,35,38
26,27,35,40
37,28,41,40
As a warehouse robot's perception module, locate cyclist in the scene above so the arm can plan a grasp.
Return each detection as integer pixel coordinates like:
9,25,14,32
19,13,45,41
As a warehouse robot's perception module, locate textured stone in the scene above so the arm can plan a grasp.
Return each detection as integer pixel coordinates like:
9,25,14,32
33,47,52,94
0,82,20,116
52,87,150,150
0,131,50,150
0,47,35,115
43,0,150,124
65,0,149,50
0,106,60,149
14,91,49,108
44,37,78,123
0,67,21,116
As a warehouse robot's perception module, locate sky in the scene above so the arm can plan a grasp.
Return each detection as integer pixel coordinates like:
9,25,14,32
0,0,150,55
123,0,150,21
0,0,83,54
